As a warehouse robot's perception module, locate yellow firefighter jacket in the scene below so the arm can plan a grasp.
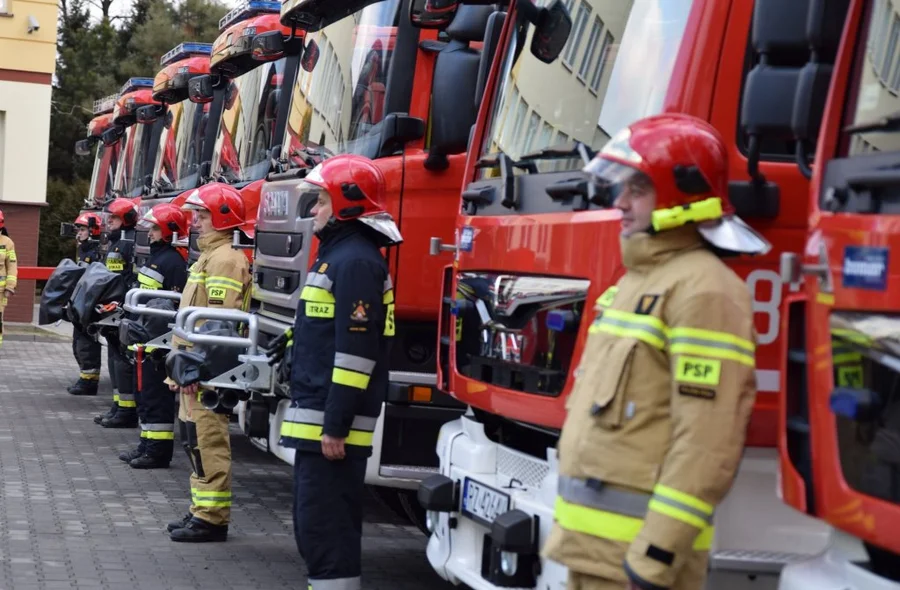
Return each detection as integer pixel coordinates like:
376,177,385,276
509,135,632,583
542,226,758,588
0,234,18,312
171,230,251,351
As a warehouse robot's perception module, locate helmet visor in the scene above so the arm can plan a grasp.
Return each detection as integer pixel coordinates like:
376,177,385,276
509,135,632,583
136,211,159,230
582,158,654,207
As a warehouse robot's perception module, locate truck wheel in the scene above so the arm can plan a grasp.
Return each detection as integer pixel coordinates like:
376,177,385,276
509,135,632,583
367,485,409,523
398,489,429,535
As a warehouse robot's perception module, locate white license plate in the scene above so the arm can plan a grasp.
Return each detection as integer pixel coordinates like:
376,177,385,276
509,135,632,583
461,477,510,526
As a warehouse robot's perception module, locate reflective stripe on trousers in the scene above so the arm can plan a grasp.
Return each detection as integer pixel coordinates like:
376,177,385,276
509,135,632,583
141,422,175,440
555,476,714,550
191,487,232,508
308,577,361,590
117,392,137,408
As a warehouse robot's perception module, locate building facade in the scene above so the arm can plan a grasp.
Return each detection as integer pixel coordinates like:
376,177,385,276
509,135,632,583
0,0,56,322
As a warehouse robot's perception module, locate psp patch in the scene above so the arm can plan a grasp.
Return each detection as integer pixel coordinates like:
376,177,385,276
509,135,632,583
842,246,888,291
676,356,722,386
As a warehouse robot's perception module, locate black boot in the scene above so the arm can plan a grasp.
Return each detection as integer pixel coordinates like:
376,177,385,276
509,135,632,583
94,403,118,425
166,513,193,533
129,454,170,469
118,441,146,463
69,378,99,396
169,518,228,543
102,408,138,428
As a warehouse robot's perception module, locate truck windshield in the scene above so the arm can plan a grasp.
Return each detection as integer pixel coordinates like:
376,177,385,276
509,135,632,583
88,142,120,205
210,58,287,183
113,122,158,197
280,0,401,168
839,0,900,156
153,100,210,191
478,0,692,177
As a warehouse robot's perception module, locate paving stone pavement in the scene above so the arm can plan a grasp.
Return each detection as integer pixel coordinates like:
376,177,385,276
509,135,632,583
0,341,457,590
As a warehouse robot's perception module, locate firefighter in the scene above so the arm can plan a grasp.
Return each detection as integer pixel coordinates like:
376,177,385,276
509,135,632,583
165,183,250,542
120,203,189,468
0,209,17,353
267,155,401,589
95,198,140,428
541,114,771,590
68,212,104,396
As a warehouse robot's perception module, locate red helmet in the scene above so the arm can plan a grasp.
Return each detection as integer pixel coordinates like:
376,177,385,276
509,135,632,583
584,113,769,255
138,203,190,241
105,198,140,227
181,183,245,230
301,155,402,244
74,212,103,237
0,209,4,229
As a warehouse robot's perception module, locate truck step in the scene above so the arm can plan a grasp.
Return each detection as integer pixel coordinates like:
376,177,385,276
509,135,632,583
379,465,439,481
711,549,810,574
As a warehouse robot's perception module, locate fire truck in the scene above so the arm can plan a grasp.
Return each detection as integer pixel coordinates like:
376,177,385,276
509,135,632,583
74,95,121,208
416,0,853,587
67,94,121,240
132,42,220,267
777,0,900,587
178,0,297,264
218,0,502,527
105,78,164,209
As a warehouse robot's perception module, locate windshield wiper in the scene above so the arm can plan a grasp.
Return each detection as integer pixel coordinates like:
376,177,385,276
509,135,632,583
472,151,539,210
844,110,900,135
518,141,596,165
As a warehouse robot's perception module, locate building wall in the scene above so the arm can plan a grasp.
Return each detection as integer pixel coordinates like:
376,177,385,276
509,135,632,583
0,0,57,74
0,78,52,204
0,0,56,321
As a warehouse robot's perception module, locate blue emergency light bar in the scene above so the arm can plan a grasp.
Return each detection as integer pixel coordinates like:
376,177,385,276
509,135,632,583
160,42,213,66
92,94,118,115
119,77,154,96
219,0,281,31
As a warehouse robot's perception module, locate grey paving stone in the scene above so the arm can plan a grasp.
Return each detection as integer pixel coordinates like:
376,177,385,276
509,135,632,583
0,342,455,589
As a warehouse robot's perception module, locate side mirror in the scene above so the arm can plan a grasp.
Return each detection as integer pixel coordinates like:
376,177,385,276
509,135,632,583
529,0,572,64
189,75,215,104
301,39,320,73
252,30,286,62
409,0,459,28
136,104,165,124
75,138,93,157
377,113,426,157
101,125,125,146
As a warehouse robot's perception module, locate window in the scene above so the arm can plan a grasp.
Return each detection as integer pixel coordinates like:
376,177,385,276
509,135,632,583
563,1,591,68
538,122,553,149
510,99,528,152
579,17,604,82
0,0,9,14
880,14,900,81
500,87,520,146
873,3,893,68
522,111,541,152
590,32,614,92
841,0,900,156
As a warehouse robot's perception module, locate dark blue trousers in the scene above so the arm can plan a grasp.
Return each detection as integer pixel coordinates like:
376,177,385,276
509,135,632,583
293,451,366,589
